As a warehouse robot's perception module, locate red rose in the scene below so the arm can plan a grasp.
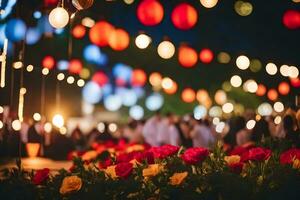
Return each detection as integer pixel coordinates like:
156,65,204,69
134,151,154,164
32,168,50,185
242,147,271,162
115,162,133,179
149,145,180,159
280,148,300,165
181,147,209,165
229,144,254,156
228,162,244,173
116,152,135,163
98,159,112,169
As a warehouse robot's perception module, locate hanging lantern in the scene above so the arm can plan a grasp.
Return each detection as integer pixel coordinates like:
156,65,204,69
181,88,196,103
283,10,300,29
72,24,86,38
157,40,175,59
72,0,94,10
178,45,198,67
291,78,300,88
200,0,218,8
92,71,109,86
42,56,55,69
256,84,266,96
5,18,27,42
131,69,147,87
108,29,130,51
278,82,290,95
69,59,83,74
171,3,198,30
49,7,69,29
137,0,164,26
267,89,278,101
89,21,114,47
199,48,214,63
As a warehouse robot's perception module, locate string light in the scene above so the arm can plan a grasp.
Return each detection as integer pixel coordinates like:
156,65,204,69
265,63,277,75
42,68,49,75
230,75,242,87
81,17,95,28
44,122,52,133
33,112,41,121
108,123,118,132
246,119,256,130
52,114,64,128
59,127,67,135
157,41,175,59
67,76,75,84
12,120,22,131
77,79,85,87
0,106,3,113
273,102,284,113
49,7,69,29
280,65,290,77
222,102,234,114
236,55,250,70
26,65,34,72
57,73,65,81
0,121,3,129
274,116,282,125
13,61,23,69
289,66,299,78
135,33,151,49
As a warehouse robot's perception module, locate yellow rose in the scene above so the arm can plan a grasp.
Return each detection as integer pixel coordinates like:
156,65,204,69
59,176,82,195
81,150,98,161
126,145,145,153
224,155,241,165
169,172,188,186
142,164,163,178
293,159,300,169
130,159,140,168
105,165,118,179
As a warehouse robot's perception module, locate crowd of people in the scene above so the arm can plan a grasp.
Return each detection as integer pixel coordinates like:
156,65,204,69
0,107,300,160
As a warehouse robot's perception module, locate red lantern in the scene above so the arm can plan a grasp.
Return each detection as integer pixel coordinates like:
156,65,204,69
137,0,164,26
267,89,278,101
42,56,55,69
171,3,198,30
199,48,214,63
256,84,266,96
92,71,109,86
278,82,290,95
131,69,147,87
291,78,300,88
283,10,300,29
108,29,130,51
69,59,83,74
178,46,198,68
72,24,86,39
181,88,196,103
89,21,114,47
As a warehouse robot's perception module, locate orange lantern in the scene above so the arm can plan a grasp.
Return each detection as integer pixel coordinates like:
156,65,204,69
278,82,290,95
89,21,114,47
72,24,86,39
42,56,55,69
164,81,178,94
131,69,147,87
181,88,196,103
199,48,214,64
171,3,198,30
69,59,83,74
92,71,109,86
256,84,266,96
196,89,209,103
149,72,162,87
109,29,130,51
137,0,164,26
178,46,198,67
267,89,278,101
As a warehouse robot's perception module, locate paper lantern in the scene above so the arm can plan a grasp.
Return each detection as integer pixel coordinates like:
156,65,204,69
82,81,102,104
157,40,175,59
267,89,278,101
72,0,94,10
26,143,40,158
171,3,198,30
200,0,218,8
92,71,109,86
199,48,214,63
108,29,130,51
131,69,147,87
256,84,266,96
48,7,69,29
69,59,83,74
42,56,55,69
278,82,290,95
283,10,300,29
214,90,227,105
291,78,300,88
178,46,198,67
181,88,196,103
72,24,86,39
89,21,114,47
137,0,164,26
5,18,26,42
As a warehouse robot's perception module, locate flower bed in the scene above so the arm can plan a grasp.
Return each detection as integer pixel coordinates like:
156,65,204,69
1,142,300,200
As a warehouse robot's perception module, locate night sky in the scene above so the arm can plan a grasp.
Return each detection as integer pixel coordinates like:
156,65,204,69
0,0,299,119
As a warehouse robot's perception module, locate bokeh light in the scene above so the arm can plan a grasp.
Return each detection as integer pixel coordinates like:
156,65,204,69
129,105,144,120
137,0,164,26
265,63,277,75
199,48,214,64
236,55,250,70
82,81,102,104
145,93,164,111
193,105,207,120
230,75,242,87
157,40,175,59
135,33,151,49
171,3,198,30
181,88,196,103
104,94,122,111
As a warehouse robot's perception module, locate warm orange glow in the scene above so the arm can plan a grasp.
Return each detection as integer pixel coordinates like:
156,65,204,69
196,89,209,103
42,56,55,69
171,3,198,30
256,84,266,96
89,21,114,47
26,143,40,158
199,48,214,64
278,82,290,95
109,28,130,51
178,46,198,68
181,88,196,103
290,77,300,88
72,24,86,39
69,59,83,74
137,0,164,26
149,72,162,87
131,69,147,87
164,81,177,94
267,89,278,101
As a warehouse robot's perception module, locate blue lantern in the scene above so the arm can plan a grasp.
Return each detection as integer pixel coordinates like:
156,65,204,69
5,18,26,42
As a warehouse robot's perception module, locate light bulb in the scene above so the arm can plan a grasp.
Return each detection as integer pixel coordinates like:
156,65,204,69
49,7,69,29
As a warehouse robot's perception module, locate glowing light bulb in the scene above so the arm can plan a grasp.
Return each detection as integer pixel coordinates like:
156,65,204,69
26,65,34,72
77,79,85,87
67,76,75,84
52,114,64,128
265,63,277,75
222,102,234,114
42,68,49,75
273,102,284,113
230,75,242,87
135,34,151,49
200,0,218,8
49,7,69,29
57,73,65,81
157,41,175,59
246,119,256,130
12,120,21,131
236,55,250,70
33,112,41,121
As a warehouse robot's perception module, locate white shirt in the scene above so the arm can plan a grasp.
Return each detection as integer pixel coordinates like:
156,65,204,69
142,116,161,146
191,124,215,148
